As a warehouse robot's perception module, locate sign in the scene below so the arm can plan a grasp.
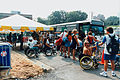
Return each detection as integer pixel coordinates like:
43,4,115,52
1,51,7,57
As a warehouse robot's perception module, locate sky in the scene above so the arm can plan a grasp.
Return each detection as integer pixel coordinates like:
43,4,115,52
0,0,119,20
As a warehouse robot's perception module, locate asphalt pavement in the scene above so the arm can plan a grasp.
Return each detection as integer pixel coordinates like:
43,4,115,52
28,53,120,80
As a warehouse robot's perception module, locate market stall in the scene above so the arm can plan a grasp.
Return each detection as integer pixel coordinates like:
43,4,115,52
0,14,53,32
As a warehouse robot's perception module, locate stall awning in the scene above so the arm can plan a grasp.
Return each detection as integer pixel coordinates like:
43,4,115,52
0,14,54,32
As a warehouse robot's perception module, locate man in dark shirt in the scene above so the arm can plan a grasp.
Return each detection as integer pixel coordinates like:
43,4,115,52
19,32,23,50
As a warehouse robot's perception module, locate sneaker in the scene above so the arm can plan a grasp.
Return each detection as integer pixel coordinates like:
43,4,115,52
59,52,62,56
112,72,116,77
64,56,67,58
100,71,108,77
68,56,70,58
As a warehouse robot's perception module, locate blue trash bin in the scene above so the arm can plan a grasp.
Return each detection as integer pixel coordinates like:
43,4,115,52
0,43,12,75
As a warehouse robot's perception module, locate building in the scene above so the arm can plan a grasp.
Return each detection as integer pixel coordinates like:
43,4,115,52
0,11,32,20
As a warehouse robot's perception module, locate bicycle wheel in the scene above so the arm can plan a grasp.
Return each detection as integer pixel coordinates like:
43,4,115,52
80,56,94,70
26,49,36,58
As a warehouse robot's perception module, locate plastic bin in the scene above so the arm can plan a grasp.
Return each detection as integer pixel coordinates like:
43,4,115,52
0,43,12,76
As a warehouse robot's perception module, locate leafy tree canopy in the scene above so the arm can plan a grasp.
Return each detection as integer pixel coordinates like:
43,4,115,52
105,16,119,26
37,10,88,25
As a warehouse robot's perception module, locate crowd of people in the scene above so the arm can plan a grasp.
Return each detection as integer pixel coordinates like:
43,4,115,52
6,32,24,50
5,27,119,77
25,27,119,77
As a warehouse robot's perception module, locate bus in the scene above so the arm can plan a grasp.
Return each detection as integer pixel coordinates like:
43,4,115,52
50,19,104,36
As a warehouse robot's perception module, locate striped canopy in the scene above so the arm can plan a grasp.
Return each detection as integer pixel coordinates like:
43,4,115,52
0,14,53,32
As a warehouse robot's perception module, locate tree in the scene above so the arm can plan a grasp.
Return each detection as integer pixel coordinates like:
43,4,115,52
66,11,88,22
105,16,119,26
37,17,49,25
97,14,105,22
93,14,105,22
48,10,67,25
37,10,88,25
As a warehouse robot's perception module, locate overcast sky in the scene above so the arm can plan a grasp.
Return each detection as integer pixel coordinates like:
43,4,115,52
0,0,119,19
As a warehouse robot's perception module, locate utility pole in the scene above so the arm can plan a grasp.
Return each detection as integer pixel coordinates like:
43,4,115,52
91,12,93,20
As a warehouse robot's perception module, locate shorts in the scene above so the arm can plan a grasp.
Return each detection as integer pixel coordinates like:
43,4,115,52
104,54,116,60
71,44,77,49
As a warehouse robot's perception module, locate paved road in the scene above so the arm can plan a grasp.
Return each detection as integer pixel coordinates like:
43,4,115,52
27,53,120,80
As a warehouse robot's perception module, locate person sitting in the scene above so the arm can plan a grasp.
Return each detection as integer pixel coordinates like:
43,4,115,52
25,37,40,56
44,36,53,50
32,37,42,48
83,40,95,56
79,40,98,68
25,37,34,54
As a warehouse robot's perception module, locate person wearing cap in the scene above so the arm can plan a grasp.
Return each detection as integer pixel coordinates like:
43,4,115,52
71,29,80,60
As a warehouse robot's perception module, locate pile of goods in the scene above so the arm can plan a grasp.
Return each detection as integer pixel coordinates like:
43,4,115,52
10,52,43,79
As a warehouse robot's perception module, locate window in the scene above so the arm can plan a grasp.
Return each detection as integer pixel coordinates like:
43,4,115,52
91,26,104,35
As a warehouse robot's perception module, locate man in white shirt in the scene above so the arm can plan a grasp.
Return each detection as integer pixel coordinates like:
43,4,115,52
27,37,34,48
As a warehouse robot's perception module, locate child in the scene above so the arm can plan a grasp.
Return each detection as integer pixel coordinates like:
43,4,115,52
99,27,119,77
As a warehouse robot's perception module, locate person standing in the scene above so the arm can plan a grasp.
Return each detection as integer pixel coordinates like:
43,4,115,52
59,29,68,56
64,31,72,58
99,27,119,77
19,32,23,50
13,33,17,47
79,30,86,41
85,31,99,45
71,29,80,60
8,32,12,44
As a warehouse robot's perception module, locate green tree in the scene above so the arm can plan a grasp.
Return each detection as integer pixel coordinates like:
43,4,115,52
93,14,105,22
37,17,49,25
66,11,88,22
48,10,67,25
37,10,88,25
105,16,119,26
97,14,105,22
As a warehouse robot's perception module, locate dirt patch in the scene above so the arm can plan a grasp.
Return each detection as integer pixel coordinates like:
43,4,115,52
9,51,43,79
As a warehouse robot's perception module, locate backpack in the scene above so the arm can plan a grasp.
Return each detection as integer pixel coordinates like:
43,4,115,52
55,33,64,46
63,37,68,43
106,35,119,54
